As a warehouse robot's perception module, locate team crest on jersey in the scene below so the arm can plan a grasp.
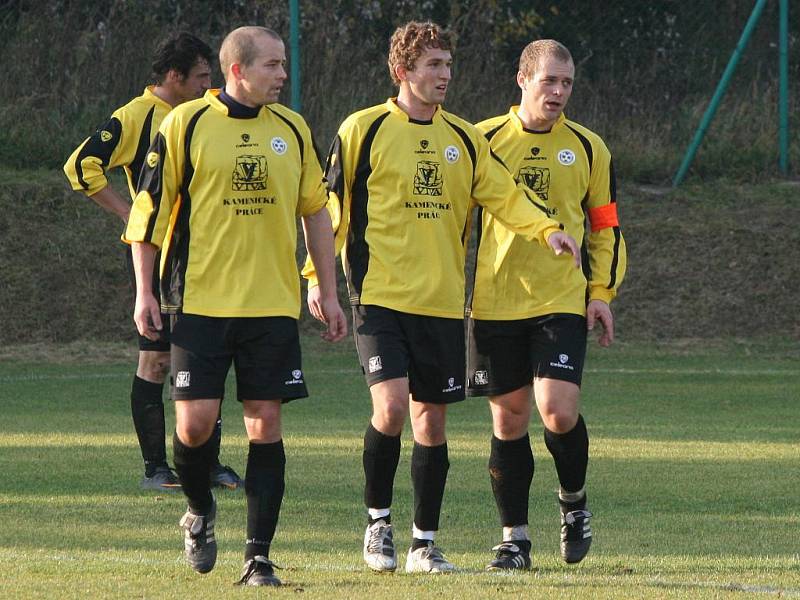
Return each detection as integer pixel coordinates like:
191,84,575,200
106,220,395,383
444,145,460,163
100,130,113,142
414,160,443,196
146,152,159,168
518,166,550,202
557,149,576,166
232,154,267,191
271,136,287,155
474,370,489,386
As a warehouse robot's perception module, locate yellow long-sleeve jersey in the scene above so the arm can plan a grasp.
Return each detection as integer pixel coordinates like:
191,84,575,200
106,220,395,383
303,99,564,319
124,89,327,318
470,108,627,320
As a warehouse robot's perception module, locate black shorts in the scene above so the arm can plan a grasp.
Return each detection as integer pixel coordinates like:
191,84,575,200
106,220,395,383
169,313,307,402
125,246,170,352
467,313,587,397
352,305,465,404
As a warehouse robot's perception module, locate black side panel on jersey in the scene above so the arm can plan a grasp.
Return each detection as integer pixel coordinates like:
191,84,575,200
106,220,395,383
324,134,345,236
129,106,156,184
74,116,123,190
269,108,305,162
564,123,594,173
483,119,510,142
607,158,621,289
162,105,210,311
139,132,167,243
442,116,476,179
347,111,390,303
465,205,485,314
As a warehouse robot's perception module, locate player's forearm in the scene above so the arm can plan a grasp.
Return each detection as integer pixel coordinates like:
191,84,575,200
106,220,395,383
131,242,158,296
89,186,131,223
302,209,338,298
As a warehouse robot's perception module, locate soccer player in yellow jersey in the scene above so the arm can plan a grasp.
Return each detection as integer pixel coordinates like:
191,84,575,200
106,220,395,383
467,40,627,570
125,26,346,586
305,22,580,574
63,33,243,492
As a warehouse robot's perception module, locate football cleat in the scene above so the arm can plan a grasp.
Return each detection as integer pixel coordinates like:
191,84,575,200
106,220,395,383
405,541,455,573
235,555,281,587
210,463,243,490
179,498,217,574
363,519,397,572
486,540,532,571
561,509,592,564
140,465,181,492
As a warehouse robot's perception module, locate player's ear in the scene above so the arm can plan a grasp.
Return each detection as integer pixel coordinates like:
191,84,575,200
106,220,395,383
516,71,527,91
395,63,408,83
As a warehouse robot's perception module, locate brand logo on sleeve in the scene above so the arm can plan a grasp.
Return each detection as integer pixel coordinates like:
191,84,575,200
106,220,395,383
146,152,160,168
100,130,113,142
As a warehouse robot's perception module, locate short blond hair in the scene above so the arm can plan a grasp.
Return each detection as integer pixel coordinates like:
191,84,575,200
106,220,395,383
220,26,282,79
519,39,573,79
387,21,456,86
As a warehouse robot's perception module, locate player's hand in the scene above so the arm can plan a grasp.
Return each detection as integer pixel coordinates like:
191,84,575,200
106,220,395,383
134,293,162,341
547,231,581,268
307,285,348,342
318,297,348,343
587,299,614,347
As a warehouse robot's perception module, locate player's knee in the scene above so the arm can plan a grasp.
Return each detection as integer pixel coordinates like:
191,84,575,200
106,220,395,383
542,410,578,434
373,400,406,433
176,420,215,447
494,410,529,439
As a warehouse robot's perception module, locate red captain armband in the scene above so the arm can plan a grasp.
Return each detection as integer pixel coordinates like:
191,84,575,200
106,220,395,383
588,203,619,232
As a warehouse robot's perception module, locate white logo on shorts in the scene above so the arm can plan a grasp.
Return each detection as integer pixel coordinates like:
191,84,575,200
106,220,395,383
271,136,287,155
368,356,382,373
442,376,463,393
557,149,576,166
448,377,455,387
444,145,460,163
285,369,304,385
292,369,302,380
474,370,489,385
559,354,569,364
175,371,191,388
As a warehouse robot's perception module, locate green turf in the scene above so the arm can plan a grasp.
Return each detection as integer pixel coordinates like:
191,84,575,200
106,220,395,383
1,336,798,599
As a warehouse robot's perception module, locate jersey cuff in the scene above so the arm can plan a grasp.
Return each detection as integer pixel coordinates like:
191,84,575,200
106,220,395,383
589,286,616,304
588,203,619,232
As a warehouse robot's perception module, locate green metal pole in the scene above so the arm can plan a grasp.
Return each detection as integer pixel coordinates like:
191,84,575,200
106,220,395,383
290,0,301,112
673,0,768,187
778,0,789,174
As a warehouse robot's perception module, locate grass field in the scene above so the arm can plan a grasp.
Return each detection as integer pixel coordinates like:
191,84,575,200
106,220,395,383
1,335,798,599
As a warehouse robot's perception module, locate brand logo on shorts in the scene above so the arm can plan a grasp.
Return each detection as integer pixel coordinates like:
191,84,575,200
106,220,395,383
549,354,575,371
368,356,382,373
474,370,489,386
442,376,463,393
285,369,304,385
175,371,191,388
557,149,576,166
271,136,287,155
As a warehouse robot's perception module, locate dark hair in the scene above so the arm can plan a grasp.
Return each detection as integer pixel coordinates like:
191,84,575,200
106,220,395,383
151,32,213,83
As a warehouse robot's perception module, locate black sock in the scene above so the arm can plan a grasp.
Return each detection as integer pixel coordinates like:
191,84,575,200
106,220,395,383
368,514,391,526
131,376,167,476
543,414,589,498
411,441,449,532
173,431,214,514
210,413,223,467
488,434,534,526
245,440,286,561
363,424,401,510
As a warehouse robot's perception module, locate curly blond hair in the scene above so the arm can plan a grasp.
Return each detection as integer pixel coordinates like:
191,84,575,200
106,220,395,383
387,21,456,86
